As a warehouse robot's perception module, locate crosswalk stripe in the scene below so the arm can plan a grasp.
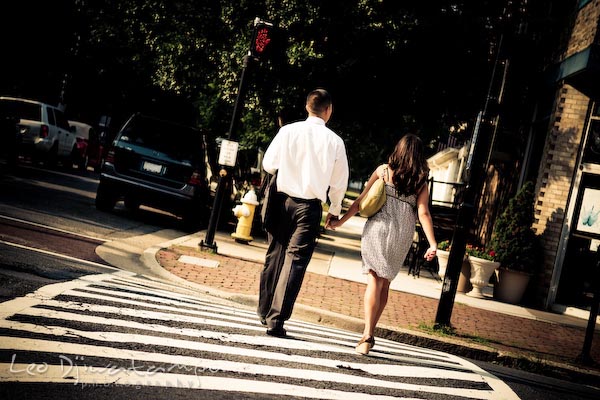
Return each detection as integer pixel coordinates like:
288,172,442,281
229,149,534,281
0,337,500,398
2,364,427,400
83,278,454,357
0,271,134,319
0,272,520,399
55,287,459,363
86,275,452,354
0,318,475,379
6,307,477,379
14,300,466,369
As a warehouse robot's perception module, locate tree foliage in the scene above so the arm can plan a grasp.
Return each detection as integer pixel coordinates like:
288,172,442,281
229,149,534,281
4,0,526,181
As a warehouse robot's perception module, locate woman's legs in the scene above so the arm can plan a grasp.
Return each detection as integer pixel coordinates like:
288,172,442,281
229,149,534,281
373,278,390,327
356,270,390,354
362,270,390,339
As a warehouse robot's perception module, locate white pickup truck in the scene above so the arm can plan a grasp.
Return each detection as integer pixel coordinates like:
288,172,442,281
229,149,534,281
0,96,86,168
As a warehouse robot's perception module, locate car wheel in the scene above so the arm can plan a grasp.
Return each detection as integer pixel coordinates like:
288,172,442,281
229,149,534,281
95,181,117,211
124,196,140,211
45,143,58,168
78,153,88,171
69,145,80,170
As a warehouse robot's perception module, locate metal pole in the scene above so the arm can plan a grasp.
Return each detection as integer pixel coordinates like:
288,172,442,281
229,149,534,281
434,136,481,326
434,34,505,328
201,54,253,251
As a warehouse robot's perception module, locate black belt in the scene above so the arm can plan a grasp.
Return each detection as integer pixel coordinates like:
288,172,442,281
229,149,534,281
281,193,321,204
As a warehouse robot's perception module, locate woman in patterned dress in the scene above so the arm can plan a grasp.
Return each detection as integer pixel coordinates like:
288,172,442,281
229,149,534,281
328,134,437,354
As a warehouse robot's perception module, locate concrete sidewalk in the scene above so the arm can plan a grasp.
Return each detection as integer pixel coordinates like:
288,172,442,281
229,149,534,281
143,215,600,386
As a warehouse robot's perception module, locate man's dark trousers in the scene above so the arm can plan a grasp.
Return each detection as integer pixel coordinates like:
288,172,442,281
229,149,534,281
258,193,322,329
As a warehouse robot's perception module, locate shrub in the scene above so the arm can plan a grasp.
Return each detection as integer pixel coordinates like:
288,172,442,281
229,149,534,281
488,181,542,273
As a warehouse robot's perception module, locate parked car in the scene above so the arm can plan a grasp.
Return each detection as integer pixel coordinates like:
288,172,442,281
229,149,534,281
68,120,94,170
86,122,114,173
95,113,212,228
0,96,83,168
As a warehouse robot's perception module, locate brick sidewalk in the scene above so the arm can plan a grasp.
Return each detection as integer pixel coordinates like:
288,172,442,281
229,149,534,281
157,244,600,379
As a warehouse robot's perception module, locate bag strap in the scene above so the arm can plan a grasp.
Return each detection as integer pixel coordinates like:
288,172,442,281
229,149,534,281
380,166,389,183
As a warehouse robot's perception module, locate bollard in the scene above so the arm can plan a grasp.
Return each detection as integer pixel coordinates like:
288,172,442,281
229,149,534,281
231,189,259,243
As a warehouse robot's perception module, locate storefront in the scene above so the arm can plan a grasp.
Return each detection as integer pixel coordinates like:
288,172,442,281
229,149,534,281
532,1,600,316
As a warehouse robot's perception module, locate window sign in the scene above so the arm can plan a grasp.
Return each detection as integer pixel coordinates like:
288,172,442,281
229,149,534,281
573,174,600,240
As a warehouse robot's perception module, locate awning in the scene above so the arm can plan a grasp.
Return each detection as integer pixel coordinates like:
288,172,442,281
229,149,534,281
547,44,600,97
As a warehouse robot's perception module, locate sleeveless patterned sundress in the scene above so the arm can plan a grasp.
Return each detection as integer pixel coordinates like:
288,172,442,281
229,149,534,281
361,183,417,281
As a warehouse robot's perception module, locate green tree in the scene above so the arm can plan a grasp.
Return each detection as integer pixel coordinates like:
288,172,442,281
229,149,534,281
26,0,534,181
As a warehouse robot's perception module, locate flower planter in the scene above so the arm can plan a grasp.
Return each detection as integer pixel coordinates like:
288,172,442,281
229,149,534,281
466,256,500,298
436,249,450,279
494,268,532,304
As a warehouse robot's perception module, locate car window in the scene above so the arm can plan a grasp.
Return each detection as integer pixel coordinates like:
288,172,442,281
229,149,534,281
46,107,56,126
54,109,70,130
0,99,41,121
120,116,205,162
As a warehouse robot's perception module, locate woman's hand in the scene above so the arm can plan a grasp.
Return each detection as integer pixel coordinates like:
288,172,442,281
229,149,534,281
424,246,437,261
326,217,343,230
325,214,339,230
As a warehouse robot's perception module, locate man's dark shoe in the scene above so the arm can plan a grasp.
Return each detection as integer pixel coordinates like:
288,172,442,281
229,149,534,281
260,317,267,326
266,326,287,338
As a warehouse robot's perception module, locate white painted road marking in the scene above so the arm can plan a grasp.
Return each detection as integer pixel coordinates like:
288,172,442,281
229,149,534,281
0,272,520,399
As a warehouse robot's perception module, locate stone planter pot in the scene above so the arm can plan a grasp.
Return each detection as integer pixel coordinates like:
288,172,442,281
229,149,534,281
467,256,500,298
494,268,532,304
457,257,472,293
436,249,450,279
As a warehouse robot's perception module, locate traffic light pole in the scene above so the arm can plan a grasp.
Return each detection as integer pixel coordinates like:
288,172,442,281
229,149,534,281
200,54,253,251
200,17,274,251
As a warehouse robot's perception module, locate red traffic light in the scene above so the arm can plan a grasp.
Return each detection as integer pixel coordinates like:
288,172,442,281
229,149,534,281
250,18,274,59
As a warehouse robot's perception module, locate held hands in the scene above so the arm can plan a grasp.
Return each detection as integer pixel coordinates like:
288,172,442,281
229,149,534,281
325,213,341,230
424,246,437,262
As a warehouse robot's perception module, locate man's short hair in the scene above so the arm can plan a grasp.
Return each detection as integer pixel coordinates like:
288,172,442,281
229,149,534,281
306,88,332,114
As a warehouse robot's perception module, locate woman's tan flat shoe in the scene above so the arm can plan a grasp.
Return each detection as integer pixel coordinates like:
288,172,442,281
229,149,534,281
355,336,375,355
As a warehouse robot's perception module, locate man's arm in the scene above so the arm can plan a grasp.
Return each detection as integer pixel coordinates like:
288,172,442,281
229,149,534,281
262,132,282,174
327,142,350,216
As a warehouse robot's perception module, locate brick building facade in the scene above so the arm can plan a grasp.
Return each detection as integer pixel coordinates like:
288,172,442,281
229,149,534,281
530,0,600,312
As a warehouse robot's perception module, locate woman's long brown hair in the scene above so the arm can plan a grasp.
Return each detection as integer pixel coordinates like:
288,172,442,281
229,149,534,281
387,134,429,196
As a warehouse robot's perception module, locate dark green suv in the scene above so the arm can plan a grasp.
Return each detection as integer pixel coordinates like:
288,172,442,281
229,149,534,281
95,113,212,228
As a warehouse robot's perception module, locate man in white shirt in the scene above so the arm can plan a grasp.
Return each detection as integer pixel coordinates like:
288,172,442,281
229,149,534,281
258,88,349,337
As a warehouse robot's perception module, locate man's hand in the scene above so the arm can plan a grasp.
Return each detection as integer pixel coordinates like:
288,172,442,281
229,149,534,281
325,213,339,230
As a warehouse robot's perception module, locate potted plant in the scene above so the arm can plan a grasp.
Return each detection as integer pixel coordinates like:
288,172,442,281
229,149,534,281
488,181,542,304
465,244,500,298
436,240,451,279
435,240,472,292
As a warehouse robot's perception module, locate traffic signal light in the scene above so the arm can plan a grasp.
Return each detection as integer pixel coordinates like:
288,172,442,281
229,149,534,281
250,18,274,60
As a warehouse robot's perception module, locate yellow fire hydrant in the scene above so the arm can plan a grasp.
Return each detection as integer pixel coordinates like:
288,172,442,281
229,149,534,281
231,189,259,243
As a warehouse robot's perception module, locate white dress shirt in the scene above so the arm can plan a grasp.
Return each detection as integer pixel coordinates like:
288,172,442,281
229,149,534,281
262,116,349,216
